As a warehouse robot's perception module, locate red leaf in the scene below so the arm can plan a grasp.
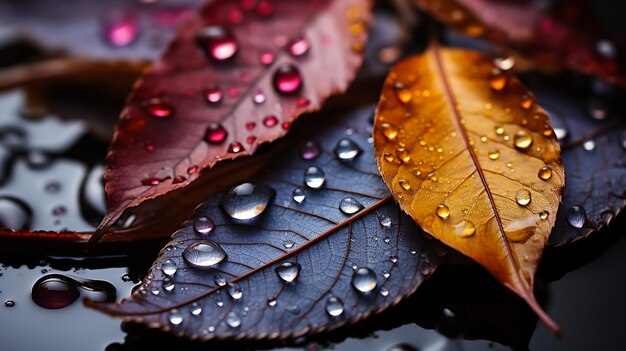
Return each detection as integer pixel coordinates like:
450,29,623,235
415,0,626,87
95,0,372,242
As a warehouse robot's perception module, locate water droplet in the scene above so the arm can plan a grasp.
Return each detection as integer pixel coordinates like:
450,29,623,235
31,275,80,309
436,204,450,219
263,115,278,127
204,86,223,104
193,216,215,235
299,141,321,160
334,138,362,160
204,123,228,144
398,179,411,190
227,284,243,300
161,259,177,276
246,136,256,144
267,298,277,307
182,241,227,268
246,122,256,131
304,166,325,189
583,140,596,151
521,95,534,110
513,130,533,149
288,35,310,56
379,215,392,228
494,56,515,71
103,12,138,47
352,267,377,293
566,205,586,228
390,256,398,263
190,302,202,316
587,98,608,120
4,300,15,307
221,181,274,220
394,84,413,104
275,262,301,283
380,123,398,141
339,197,364,215
195,25,238,61
489,72,508,91
0,197,31,230
252,90,266,104
273,64,303,94
228,142,245,153
259,51,274,65
380,288,389,297
283,240,295,249
554,127,568,141
457,221,476,237
326,296,344,317
292,188,306,203
162,277,175,292
495,124,504,135
539,211,549,220
214,275,226,287
538,166,552,180
396,148,411,163
516,189,531,206
169,311,183,327
143,99,174,118
488,149,500,160
52,205,67,216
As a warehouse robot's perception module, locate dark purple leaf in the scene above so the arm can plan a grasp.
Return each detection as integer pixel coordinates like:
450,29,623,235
87,106,444,340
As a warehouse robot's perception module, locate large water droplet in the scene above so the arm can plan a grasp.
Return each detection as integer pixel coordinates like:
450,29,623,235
226,312,241,328
169,311,184,327
325,296,344,317
273,64,303,94
351,267,377,293
194,216,215,235
182,241,227,267
220,181,275,221
299,141,321,160
334,138,362,160
275,262,301,283
161,259,177,276
31,275,80,309
304,166,325,189
513,130,533,149
204,123,228,144
190,302,202,316
436,204,450,219
195,25,238,61
380,123,398,141
227,283,243,300
515,189,531,206
214,275,226,287
288,35,310,57
283,240,295,249
292,188,306,204
379,214,392,228
566,205,586,228
339,197,364,215
538,166,553,180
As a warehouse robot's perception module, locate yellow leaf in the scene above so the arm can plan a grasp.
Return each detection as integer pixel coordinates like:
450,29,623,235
374,45,564,335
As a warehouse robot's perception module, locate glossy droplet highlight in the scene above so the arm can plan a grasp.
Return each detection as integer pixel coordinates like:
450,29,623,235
513,130,533,149
169,311,183,327
214,275,226,287
583,140,596,151
273,64,303,94
182,241,227,267
334,138,362,160
227,284,243,300
292,188,305,204
538,166,552,180
103,13,138,48
228,142,244,153
488,149,500,160
351,267,377,293
161,259,177,276
380,123,398,141
288,35,310,56
539,211,549,220
398,179,411,190
195,25,238,61
304,166,325,189
457,221,476,237
379,214,392,228
516,189,531,206
283,240,295,249
325,296,344,317
143,99,174,118
31,275,80,309
339,197,364,215
194,216,215,235
226,312,241,328
252,90,266,104
263,115,278,127
204,123,228,144
299,141,321,160
489,73,508,91
221,182,274,221
204,86,223,104
566,205,587,228
396,148,411,163
275,262,301,283
436,204,450,219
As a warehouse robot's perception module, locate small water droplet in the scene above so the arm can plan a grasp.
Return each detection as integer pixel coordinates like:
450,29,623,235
273,64,303,94
162,277,175,292
587,98,608,120
227,283,243,300
204,86,223,104
103,12,138,47
259,51,275,65
252,90,266,104
352,267,377,293
304,166,326,189
190,302,202,316
288,35,310,56
334,138,362,160
554,128,568,141
539,211,549,220
394,83,413,104
495,124,504,135
494,56,515,71
161,259,177,276
299,141,321,160
283,240,295,249
267,298,277,307
436,204,450,219
263,115,278,127
538,166,552,180
457,220,476,237
339,197,364,215
566,205,586,228
489,72,508,91
221,182,274,221
513,130,533,149
516,189,531,206
325,296,344,317
52,205,67,216
169,311,183,327
379,214,392,228
292,188,306,204
390,256,398,263
195,25,238,61
204,123,228,144
228,142,245,153
143,99,174,118
182,241,227,268
380,123,398,141
193,216,215,235
214,275,226,287
396,148,411,163
31,275,80,309
583,140,596,151
4,300,15,307
488,149,500,160
275,262,301,283
398,179,411,190
521,95,534,110
380,288,389,297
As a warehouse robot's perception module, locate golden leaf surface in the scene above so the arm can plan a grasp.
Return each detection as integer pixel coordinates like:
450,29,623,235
373,46,564,334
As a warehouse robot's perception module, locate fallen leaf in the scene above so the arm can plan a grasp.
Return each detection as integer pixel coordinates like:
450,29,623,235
86,106,444,340
415,0,626,87
95,0,372,242
373,45,564,334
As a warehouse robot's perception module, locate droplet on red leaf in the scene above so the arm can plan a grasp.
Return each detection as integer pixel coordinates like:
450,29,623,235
195,25,239,62
204,124,228,144
142,99,174,118
273,64,303,94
